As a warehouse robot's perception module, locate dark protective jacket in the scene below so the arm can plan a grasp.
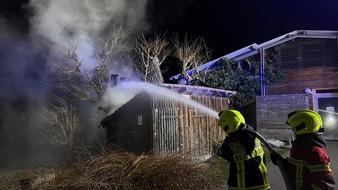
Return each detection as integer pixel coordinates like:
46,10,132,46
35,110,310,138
287,133,335,190
218,125,270,190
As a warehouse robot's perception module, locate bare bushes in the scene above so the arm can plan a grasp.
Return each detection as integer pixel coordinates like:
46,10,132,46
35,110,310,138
36,96,82,164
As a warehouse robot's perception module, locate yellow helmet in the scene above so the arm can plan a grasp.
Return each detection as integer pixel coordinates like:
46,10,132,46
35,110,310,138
218,110,245,133
286,110,323,135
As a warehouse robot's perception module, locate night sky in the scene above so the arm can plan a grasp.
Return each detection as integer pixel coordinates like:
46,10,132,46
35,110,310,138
2,0,338,59
147,0,338,59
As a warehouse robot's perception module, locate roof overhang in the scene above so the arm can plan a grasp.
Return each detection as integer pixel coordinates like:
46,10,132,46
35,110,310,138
160,83,236,98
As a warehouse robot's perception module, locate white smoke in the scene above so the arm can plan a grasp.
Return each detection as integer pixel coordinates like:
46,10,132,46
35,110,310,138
0,0,151,169
99,85,141,115
26,0,151,142
29,0,149,70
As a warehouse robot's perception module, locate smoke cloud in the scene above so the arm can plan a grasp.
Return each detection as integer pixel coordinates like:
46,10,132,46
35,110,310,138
29,0,149,69
0,0,150,169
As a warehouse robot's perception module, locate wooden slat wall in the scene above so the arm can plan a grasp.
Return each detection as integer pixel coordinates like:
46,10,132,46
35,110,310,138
256,94,309,140
152,94,228,160
267,67,338,95
279,38,338,69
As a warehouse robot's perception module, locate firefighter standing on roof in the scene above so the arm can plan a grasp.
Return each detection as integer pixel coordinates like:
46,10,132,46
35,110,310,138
217,110,270,190
271,109,335,190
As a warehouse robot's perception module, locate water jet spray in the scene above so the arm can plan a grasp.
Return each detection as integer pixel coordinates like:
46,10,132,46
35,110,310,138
100,81,220,118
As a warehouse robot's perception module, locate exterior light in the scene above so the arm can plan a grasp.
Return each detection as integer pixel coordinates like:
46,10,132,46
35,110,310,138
304,88,312,95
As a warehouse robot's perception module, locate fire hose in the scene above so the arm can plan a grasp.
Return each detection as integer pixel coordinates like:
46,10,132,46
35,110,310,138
246,126,292,190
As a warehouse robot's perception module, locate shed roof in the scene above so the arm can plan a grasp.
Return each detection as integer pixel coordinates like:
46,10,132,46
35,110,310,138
170,30,338,80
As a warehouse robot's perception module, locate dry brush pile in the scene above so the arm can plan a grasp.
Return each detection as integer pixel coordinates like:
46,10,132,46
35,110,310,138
28,149,224,190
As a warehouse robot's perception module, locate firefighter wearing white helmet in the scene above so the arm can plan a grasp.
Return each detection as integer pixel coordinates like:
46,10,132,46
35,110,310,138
217,110,270,190
271,110,335,190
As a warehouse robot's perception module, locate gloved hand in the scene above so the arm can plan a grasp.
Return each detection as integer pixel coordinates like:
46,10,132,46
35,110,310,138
270,152,283,166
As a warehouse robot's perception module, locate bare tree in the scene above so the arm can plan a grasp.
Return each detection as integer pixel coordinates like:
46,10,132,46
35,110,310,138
98,24,133,71
52,25,134,112
172,34,212,83
134,33,171,84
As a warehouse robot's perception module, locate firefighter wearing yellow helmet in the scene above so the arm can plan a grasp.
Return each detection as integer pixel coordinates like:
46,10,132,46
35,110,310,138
287,109,323,135
217,110,270,190
218,109,245,133
271,110,335,189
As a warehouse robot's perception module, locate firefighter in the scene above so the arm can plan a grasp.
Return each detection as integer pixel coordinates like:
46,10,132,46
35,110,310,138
217,110,270,190
271,109,335,190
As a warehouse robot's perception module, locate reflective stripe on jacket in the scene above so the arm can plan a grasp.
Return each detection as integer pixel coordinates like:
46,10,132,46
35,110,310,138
288,139,335,190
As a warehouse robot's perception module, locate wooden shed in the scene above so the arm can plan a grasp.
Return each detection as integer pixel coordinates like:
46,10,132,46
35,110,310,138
100,83,235,160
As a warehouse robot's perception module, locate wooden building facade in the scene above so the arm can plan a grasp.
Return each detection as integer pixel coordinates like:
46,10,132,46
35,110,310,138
100,84,234,160
240,31,338,140
186,30,338,140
